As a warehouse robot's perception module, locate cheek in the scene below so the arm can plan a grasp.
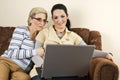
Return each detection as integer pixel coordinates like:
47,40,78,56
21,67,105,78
32,21,40,26
53,19,56,22
52,19,57,24
34,21,39,25
31,20,36,25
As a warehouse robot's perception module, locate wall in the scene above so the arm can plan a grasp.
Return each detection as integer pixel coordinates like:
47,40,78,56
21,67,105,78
0,0,120,77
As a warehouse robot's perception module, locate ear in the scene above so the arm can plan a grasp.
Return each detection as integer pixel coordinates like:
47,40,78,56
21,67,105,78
29,17,33,26
29,17,33,23
67,16,69,19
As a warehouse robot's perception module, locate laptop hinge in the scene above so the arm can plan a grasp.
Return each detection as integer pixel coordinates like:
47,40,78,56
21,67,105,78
41,75,88,80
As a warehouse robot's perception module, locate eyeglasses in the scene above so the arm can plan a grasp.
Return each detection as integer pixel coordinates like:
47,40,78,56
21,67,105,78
32,17,48,23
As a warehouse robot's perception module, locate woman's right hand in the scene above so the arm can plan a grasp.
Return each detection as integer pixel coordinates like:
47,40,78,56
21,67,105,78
36,47,44,57
106,53,114,62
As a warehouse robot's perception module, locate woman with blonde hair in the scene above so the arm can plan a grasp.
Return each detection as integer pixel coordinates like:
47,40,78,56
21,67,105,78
0,7,47,80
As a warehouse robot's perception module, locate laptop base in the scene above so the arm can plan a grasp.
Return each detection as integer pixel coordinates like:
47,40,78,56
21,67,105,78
40,76,88,80
36,67,89,80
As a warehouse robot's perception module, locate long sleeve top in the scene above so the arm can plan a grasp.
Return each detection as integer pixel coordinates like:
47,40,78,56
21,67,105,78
1,26,37,70
35,26,107,58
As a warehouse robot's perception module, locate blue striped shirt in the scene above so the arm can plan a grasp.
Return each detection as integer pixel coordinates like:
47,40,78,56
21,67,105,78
2,26,37,70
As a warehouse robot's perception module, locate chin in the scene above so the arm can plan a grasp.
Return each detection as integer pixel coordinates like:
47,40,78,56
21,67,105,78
37,26,43,30
37,29,41,31
38,28,43,31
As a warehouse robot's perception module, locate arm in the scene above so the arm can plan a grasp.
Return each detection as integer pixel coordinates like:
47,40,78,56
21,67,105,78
34,29,46,57
32,41,44,67
2,26,37,59
35,41,44,57
79,40,108,58
35,40,43,48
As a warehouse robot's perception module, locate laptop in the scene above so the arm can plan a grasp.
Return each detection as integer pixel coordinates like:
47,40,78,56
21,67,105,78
36,44,95,79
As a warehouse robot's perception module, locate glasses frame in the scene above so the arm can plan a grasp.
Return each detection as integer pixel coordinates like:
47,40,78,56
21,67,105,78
32,17,48,23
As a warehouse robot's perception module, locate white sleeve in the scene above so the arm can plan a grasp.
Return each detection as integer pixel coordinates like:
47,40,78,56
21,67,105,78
35,41,43,49
79,40,107,58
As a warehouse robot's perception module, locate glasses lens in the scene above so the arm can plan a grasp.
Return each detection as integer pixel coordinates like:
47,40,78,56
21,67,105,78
32,17,48,23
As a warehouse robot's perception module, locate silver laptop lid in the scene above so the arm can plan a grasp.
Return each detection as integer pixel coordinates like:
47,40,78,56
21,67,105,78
41,44,95,79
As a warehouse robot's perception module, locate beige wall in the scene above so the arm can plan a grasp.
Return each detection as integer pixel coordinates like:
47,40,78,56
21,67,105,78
0,0,120,77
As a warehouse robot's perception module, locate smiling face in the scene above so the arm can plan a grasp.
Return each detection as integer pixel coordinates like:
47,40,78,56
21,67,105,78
52,9,68,30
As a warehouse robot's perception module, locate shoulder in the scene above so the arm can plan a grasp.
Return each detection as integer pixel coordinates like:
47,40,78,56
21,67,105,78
36,27,49,37
40,26,52,34
69,31,82,39
69,31,80,37
15,26,27,30
15,26,28,32
13,26,29,37
41,27,49,32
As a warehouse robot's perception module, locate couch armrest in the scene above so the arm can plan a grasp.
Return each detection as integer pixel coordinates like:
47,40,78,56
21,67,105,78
89,58,119,80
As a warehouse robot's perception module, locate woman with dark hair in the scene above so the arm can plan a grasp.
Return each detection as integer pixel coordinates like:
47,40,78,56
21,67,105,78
33,3,113,80
51,3,71,30
36,3,112,59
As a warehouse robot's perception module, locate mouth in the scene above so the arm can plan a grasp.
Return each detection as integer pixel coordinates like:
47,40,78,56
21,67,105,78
37,26,43,30
38,25,43,28
58,22,64,26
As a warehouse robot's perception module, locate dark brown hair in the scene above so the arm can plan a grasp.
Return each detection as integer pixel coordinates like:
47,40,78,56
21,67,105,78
51,4,71,30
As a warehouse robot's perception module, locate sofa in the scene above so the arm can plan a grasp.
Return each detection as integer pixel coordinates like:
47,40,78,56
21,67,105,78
0,26,119,80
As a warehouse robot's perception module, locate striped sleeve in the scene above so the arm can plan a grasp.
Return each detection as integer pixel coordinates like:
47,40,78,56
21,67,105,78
3,26,37,59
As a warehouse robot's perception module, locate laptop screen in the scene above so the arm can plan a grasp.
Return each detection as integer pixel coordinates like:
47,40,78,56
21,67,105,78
39,44,94,79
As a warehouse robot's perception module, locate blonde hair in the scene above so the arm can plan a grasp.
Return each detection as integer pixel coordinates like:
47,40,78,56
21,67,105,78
28,7,47,26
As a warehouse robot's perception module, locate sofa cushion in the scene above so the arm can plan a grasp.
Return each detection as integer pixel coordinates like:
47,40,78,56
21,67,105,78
0,26,15,55
70,28,90,44
89,31,102,50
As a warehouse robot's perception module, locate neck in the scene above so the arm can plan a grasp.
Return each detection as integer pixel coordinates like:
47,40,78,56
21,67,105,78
28,26,38,40
28,26,37,34
54,26,66,34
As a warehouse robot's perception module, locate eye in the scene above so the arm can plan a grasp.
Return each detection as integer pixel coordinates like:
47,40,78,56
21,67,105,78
53,16,58,19
43,19,48,23
61,15,65,18
32,17,48,23
36,18,42,21
32,17,42,21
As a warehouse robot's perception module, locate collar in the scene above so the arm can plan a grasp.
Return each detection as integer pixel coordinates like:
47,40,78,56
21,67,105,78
48,26,71,42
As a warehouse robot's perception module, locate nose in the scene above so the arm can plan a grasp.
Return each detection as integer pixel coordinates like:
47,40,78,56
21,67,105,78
41,21,45,26
57,17,63,24
39,20,46,26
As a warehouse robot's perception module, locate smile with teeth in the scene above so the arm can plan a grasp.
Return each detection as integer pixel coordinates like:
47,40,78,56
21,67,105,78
58,22,64,25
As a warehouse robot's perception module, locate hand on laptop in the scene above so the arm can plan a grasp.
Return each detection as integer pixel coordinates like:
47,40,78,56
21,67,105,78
36,47,45,57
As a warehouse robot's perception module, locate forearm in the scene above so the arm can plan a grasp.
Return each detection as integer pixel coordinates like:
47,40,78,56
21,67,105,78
3,49,37,59
35,41,43,48
93,49,107,58
79,40,107,58
35,41,44,57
